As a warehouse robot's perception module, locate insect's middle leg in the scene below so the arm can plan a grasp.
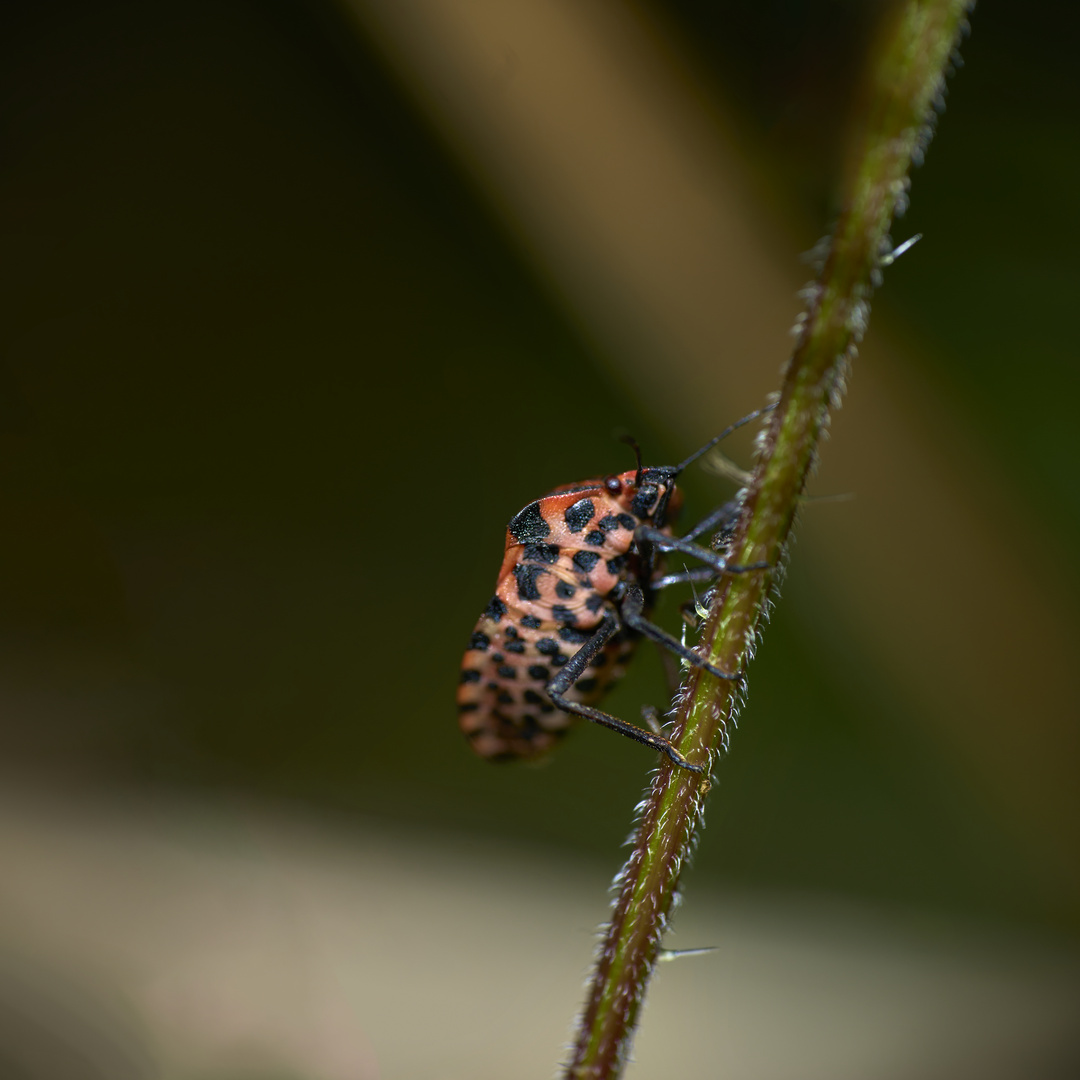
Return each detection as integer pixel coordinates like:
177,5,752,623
652,566,715,591
619,585,741,683
545,614,705,773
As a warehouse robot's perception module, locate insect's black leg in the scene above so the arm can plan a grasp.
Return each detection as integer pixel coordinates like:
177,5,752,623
636,525,771,575
621,585,741,683
681,499,742,543
653,567,715,590
546,615,704,773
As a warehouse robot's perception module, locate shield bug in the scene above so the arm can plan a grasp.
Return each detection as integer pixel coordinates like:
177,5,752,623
457,406,772,772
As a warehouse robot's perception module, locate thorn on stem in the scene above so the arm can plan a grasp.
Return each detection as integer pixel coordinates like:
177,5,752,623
880,232,922,266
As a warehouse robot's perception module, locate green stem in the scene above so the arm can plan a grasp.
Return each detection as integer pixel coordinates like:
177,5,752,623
564,2,972,1076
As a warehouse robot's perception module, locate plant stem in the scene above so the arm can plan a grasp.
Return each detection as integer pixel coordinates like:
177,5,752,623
564,2,972,1076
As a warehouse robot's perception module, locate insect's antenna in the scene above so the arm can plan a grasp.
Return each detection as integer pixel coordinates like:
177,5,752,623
620,434,644,487
674,402,778,476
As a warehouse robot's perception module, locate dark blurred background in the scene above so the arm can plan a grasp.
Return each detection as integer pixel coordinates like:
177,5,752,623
1,2,1078,1076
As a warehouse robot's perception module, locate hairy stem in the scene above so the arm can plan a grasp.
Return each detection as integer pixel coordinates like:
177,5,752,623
564,2,972,1076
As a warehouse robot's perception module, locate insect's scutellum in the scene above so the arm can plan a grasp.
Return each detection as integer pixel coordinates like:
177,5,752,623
457,405,774,772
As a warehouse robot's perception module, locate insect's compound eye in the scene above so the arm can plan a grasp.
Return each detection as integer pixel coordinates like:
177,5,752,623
604,475,622,495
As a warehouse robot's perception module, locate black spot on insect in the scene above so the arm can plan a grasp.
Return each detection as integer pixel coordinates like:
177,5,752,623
572,551,600,572
555,580,577,600
632,485,659,518
513,563,547,601
559,626,590,644
470,631,491,651
522,542,560,564
539,702,556,713
585,530,605,546
504,625,519,639
460,669,481,684
520,614,542,629
508,501,551,543
591,651,608,667
550,653,568,667
606,555,628,575
564,498,595,533
485,596,507,622
576,677,599,694
617,513,636,531
528,664,550,681
585,593,605,613
536,638,560,656
598,515,622,533
497,690,515,705
486,681,498,690
491,653,504,663
523,689,545,706
520,714,541,734
497,665,517,679
551,605,577,626
504,640,526,654
458,702,479,713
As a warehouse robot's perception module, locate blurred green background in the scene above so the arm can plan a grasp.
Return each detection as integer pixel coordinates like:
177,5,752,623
1,0,1077,941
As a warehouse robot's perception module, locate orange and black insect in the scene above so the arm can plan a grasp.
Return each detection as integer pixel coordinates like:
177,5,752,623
457,406,772,773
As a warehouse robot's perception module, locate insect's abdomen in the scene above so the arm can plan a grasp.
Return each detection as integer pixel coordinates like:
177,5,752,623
457,607,637,761
458,488,641,762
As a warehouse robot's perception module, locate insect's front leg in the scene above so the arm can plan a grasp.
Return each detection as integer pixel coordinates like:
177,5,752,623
635,525,771,575
546,613,705,773
651,499,748,589
680,498,742,543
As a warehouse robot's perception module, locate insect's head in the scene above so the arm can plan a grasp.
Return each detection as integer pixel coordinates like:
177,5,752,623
601,466,683,528
607,403,777,527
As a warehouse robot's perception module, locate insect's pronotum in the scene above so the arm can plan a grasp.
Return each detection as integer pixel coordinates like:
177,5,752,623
457,407,773,773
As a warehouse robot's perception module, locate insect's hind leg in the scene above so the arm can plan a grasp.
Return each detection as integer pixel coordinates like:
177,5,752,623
546,614,705,774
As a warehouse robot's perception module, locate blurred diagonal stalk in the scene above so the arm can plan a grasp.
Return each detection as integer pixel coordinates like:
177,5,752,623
565,3,973,1076
343,0,1080,922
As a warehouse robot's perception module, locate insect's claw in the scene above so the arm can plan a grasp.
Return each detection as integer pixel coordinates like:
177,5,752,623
704,660,742,682
664,744,705,773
